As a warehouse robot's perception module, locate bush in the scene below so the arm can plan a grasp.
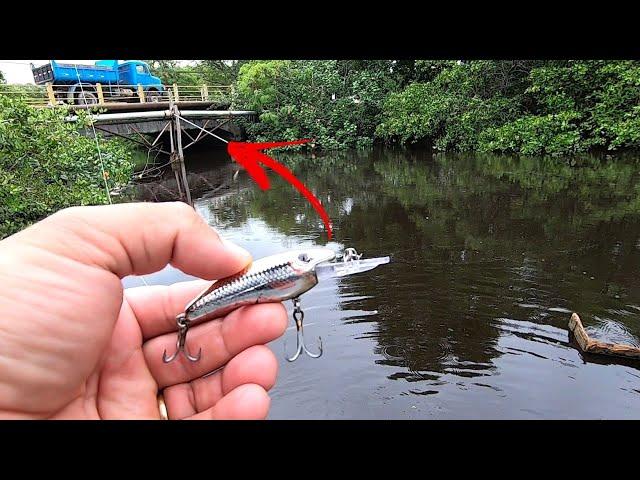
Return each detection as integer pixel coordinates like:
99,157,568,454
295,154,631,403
234,60,398,149
479,112,584,155
376,60,640,155
0,96,135,238
376,61,530,151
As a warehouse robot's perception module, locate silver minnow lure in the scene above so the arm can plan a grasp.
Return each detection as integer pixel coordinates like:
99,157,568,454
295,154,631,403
162,247,390,363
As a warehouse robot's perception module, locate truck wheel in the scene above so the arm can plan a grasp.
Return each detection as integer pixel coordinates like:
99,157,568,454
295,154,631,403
75,90,98,106
146,90,160,103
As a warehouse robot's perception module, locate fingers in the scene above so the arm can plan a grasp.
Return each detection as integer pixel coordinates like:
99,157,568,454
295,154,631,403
124,280,211,340
189,384,271,420
162,345,278,419
144,302,288,388
23,202,251,280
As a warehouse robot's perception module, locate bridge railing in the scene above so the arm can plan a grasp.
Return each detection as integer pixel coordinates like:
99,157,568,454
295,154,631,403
0,84,49,106
0,83,233,107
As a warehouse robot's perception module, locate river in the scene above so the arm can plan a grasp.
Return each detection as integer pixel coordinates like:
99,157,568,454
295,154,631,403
121,146,640,419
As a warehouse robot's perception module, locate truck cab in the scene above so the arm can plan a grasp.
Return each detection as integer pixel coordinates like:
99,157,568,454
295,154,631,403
116,61,164,92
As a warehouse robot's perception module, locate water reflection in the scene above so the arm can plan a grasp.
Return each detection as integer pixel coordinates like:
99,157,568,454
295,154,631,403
124,147,640,418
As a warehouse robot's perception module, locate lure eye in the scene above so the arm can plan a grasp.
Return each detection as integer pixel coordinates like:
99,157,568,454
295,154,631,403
298,253,311,263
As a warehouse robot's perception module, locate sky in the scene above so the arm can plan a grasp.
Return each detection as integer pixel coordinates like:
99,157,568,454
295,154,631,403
0,60,87,84
0,60,197,84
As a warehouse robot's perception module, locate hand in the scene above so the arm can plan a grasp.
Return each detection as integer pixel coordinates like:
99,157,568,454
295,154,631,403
0,202,287,419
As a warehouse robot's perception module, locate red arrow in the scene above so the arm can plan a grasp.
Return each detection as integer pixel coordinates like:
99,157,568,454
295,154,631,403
227,139,333,240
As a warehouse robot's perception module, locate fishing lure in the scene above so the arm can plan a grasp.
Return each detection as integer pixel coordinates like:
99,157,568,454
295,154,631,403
162,247,390,363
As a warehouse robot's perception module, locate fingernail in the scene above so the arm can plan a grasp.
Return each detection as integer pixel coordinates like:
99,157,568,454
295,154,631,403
221,237,252,262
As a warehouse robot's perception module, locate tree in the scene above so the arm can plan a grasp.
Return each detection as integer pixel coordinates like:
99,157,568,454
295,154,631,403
196,60,246,85
145,60,243,86
377,61,535,151
480,61,640,154
144,60,200,85
376,60,640,154
0,96,135,238
234,60,398,149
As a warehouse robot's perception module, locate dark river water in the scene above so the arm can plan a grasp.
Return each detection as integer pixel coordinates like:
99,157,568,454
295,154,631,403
122,147,640,419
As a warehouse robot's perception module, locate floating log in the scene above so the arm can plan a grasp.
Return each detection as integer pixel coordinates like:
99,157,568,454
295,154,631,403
569,313,640,360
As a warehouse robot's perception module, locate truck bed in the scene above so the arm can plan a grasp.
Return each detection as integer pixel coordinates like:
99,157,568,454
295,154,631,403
32,62,118,85
54,62,118,84
31,63,54,85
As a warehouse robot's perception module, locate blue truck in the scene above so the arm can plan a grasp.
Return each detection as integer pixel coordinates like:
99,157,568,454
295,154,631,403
31,60,165,105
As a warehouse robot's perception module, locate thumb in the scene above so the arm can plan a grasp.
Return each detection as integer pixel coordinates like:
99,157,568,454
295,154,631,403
12,202,252,280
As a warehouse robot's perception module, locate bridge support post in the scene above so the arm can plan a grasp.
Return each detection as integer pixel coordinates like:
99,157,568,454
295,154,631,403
45,83,56,106
96,83,105,105
170,105,192,206
167,118,183,199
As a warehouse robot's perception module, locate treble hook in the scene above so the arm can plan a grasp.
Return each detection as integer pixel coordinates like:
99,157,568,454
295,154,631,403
343,247,362,262
162,313,202,363
285,298,323,362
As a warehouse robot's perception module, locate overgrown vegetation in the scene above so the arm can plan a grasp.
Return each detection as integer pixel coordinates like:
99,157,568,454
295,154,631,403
233,60,398,149
144,59,640,154
379,60,640,155
0,96,135,238
229,60,640,154
145,60,246,86
145,60,201,85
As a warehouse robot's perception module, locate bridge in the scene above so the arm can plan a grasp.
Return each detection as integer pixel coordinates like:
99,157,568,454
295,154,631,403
0,82,233,108
0,83,257,205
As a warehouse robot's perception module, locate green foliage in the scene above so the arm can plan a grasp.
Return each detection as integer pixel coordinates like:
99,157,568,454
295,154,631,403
0,96,135,238
479,111,583,155
145,60,201,85
0,83,47,102
377,61,534,151
236,60,292,110
145,60,239,105
196,60,246,85
234,60,399,149
146,60,244,87
502,60,640,153
377,60,640,155
144,59,640,155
